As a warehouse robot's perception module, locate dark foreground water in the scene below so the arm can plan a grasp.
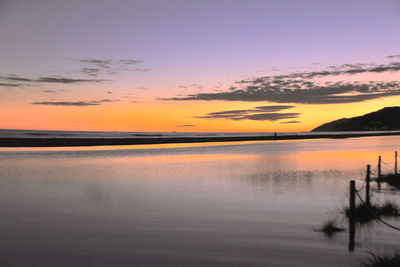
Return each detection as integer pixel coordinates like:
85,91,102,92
0,136,400,266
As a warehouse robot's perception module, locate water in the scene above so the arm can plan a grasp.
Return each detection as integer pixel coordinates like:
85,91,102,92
0,136,400,266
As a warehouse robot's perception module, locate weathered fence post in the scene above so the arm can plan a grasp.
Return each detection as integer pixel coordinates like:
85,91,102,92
349,180,356,252
366,165,370,205
378,156,381,179
378,156,382,190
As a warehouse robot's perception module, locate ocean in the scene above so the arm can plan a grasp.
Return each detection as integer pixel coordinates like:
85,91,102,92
0,135,399,266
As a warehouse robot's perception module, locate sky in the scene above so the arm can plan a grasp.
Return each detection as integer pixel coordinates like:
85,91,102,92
1,0,400,132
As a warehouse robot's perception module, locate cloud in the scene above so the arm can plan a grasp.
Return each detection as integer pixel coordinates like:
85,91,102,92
198,112,299,121
77,59,112,69
202,105,293,117
175,125,195,127
1,57,147,88
37,77,106,83
71,58,148,77
196,105,299,121
177,81,400,104
31,99,117,106
80,68,101,77
238,113,300,121
118,59,143,65
265,61,400,80
164,80,400,105
253,105,295,111
42,89,56,93
3,76,33,82
162,57,400,105
0,75,106,84
32,101,98,106
280,120,301,124
133,68,151,72
387,55,400,59
0,82,21,87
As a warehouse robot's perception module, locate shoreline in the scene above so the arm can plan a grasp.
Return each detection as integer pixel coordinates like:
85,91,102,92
1,131,400,147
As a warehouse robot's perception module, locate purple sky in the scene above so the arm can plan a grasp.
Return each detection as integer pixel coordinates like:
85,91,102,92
1,0,400,131
2,0,399,75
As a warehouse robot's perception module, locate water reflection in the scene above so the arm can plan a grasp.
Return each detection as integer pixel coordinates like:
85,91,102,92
0,136,400,266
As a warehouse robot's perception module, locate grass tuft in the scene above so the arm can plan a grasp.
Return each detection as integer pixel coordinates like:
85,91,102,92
314,219,344,239
344,201,400,225
376,174,400,189
363,253,400,267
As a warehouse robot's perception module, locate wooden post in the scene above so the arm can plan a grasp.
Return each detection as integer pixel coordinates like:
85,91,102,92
378,156,381,179
349,180,356,252
378,156,382,190
395,151,398,175
366,165,370,205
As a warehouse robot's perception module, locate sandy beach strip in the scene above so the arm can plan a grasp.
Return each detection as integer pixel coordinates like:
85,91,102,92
1,131,400,147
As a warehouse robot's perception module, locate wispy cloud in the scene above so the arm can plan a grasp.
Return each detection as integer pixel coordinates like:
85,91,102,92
0,82,21,87
0,75,105,84
81,68,102,77
73,58,148,77
236,113,300,121
196,105,299,121
133,68,151,72
38,77,106,83
76,59,112,69
242,61,400,80
118,59,143,65
175,124,195,127
280,120,301,124
31,99,117,106
249,105,295,112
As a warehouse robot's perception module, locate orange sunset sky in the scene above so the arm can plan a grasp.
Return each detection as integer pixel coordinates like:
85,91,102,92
1,0,400,132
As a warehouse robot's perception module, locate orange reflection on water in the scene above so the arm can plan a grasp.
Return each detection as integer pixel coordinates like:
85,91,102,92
289,149,395,171
104,153,257,164
297,149,381,162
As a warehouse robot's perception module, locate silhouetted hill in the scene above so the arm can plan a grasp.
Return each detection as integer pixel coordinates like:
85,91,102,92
312,107,400,132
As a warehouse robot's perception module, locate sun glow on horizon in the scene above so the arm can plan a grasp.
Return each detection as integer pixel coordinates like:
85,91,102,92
1,1,400,133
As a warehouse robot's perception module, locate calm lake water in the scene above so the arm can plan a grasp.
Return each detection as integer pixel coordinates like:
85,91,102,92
1,136,400,266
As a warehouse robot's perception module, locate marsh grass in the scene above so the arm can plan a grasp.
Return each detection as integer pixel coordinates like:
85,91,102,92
314,219,345,239
344,201,400,225
363,253,400,267
376,174,400,189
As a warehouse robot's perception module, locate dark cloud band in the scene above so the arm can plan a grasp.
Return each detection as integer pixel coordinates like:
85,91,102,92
162,57,400,105
0,82,21,87
196,105,299,121
31,99,117,106
1,75,105,84
166,81,400,104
